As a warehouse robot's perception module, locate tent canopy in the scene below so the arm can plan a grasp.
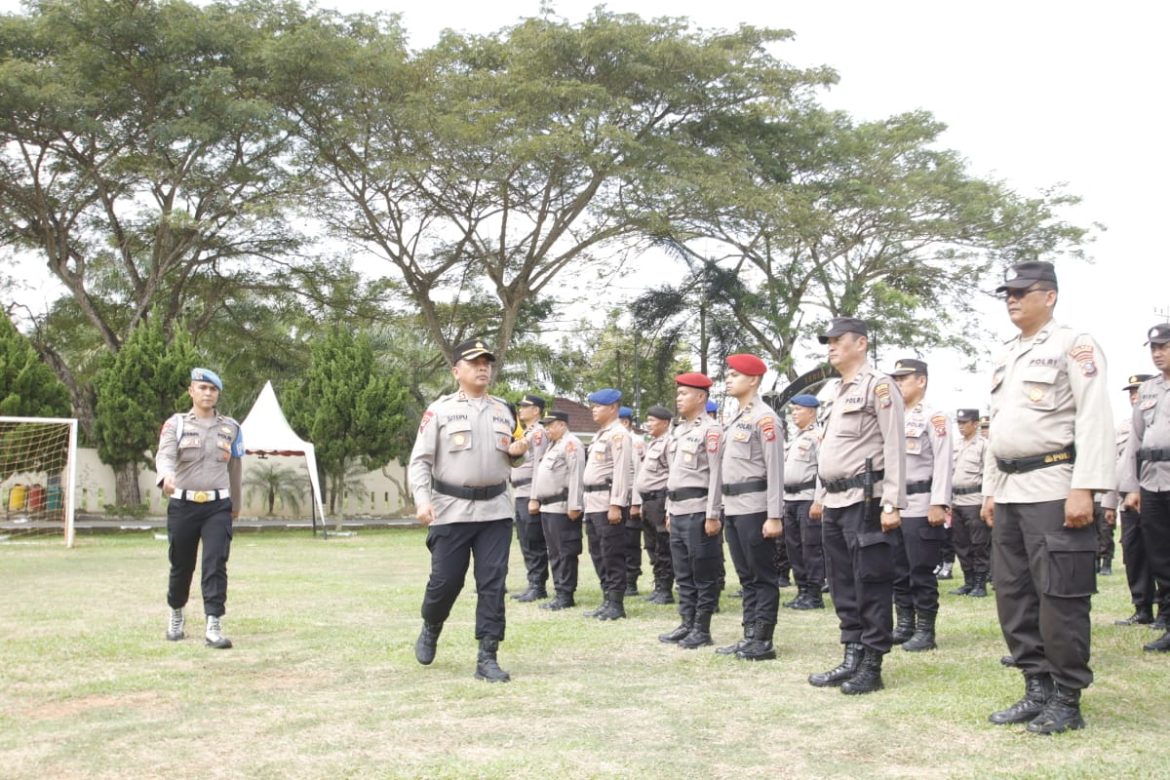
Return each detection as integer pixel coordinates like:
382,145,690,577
240,381,327,524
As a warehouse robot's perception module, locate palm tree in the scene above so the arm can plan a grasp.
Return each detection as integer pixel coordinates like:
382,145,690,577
244,461,305,517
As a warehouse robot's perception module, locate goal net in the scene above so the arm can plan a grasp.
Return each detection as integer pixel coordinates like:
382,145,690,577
0,417,79,546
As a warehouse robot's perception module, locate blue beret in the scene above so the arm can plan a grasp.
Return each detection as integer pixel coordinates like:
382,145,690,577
790,394,819,408
587,388,622,405
705,399,718,413
190,368,223,391
618,406,633,418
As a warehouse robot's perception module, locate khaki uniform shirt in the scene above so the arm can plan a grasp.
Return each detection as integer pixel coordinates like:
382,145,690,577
155,411,244,513
816,363,906,510
666,415,724,519
532,432,585,514
510,422,549,499
1120,374,1170,493
633,432,671,505
784,425,820,502
903,403,953,517
582,420,635,513
951,432,986,507
720,394,785,517
983,320,1115,503
408,392,518,525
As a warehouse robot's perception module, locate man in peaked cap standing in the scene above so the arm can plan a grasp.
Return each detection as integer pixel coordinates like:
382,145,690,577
717,353,786,661
784,394,825,610
981,262,1114,733
1121,324,1170,651
658,372,725,649
511,394,551,603
156,367,244,649
950,409,990,598
808,317,906,695
619,406,647,596
582,388,636,620
889,358,953,653
409,338,531,682
632,405,676,604
530,410,586,611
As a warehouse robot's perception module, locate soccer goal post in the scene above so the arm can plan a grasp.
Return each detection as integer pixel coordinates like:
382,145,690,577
0,417,79,547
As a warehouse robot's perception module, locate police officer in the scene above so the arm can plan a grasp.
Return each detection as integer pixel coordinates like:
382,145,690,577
619,406,646,596
511,394,551,602
1121,324,1170,651
889,358,953,653
582,388,635,620
632,405,675,604
981,261,1114,733
530,410,585,611
717,354,785,661
784,395,824,610
410,338,529,683
156,368,244,649
658,373,724,649
950,409,990,598
807,317,905,695
1113,373,1164,626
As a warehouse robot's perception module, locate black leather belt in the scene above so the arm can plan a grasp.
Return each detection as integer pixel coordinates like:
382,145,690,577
1139,447,1170,463
584,482,612,493
668,487,708,501
906,479,933,495
537,489,568,504
784,479,817,493
433,479,508,501
821,470,884,494
512,477,532,487
723,479,767,497
952,484,981,496
995,447,1075,475
639,489,666,502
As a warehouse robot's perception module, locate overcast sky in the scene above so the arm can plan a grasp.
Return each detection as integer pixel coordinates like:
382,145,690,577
4,0,1166,421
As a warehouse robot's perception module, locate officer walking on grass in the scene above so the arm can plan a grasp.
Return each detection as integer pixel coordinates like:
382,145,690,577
156,368,244,650
410,339,530,683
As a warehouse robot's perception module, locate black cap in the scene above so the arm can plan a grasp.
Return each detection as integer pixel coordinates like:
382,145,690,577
1124,373,1154,391
979,415,990,427
1145,323,1170,346
817,316,868,344
956,408,979,423
518,393,546,411
891,358,928,377
646,405,673,421
540,410,569,425
995,261,1058,293
451,338,495,363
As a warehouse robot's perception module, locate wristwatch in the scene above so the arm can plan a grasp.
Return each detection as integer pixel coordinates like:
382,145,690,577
881,503,896,514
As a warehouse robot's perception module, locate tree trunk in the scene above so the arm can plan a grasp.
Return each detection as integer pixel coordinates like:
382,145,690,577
113,461,142,509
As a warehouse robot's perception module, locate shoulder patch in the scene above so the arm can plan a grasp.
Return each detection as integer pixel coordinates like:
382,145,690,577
565,440,577,454
706,429,721,452
1069,344,1098,378
612,433,624,444
757,415,777,442
418,410,434,434
874,382,893,408
533,429,544,445
931,414,948,437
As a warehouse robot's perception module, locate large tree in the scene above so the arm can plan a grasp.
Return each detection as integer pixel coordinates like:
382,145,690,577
0,310,71,418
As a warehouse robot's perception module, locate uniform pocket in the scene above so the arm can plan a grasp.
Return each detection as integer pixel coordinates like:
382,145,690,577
837,410,863,439
1042,532,1096,597
178,436,202,461
445,421,472,452
1022,366,1060,412
917,524,948,542
425,523,451,552
856,531,893,583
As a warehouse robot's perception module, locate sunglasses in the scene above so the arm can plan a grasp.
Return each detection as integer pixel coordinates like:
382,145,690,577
1002,286,1046,301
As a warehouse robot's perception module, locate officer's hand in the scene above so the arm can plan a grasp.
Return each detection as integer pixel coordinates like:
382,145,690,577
508,438,530,457
1123,491,1141,514
1064,489,1094,528
809,502,823,521
607,505,623,524
665,516,671,533
762,517,782,538
927,505,947,527
568,509,582,521
1104,508,1116,526
704,517,722,536
880,508,901,533
416,503,435,526
630,505,641,519
528,499,540,516
162,475,176,497
980,497,995,528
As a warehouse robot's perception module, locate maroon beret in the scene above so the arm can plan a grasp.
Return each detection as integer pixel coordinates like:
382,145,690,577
675,372,713,389
727,353,766,376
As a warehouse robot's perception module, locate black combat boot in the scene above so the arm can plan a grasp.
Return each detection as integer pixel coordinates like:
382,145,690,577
793,590,824,610
1152,611,1170,632
511,585,534,601
936,561,954,580
715,622,755,655
415,621,443,665
598,590,626,620
1026,683,1084,734
989,673,1054,724
541,593,575,611
949,577,974,596
783,587,808,609
892,605,916,645
1144,630,1170,652
736,621,777,661
1001,655,1018,667
625,580,639,597
1114,605,1154,626
808,642,863,687
1098,557,1113,576
474,639,511,683
968,574,988,598
840,647,884,695
902,609,937,652
678,612,714,649
659,613,693,643
583,597,610,618
515,584,548,603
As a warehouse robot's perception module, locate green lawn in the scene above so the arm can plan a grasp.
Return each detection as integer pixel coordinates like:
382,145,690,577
1,528,1165,779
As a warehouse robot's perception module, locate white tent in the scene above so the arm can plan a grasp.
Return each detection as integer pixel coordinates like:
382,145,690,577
240,381,327,529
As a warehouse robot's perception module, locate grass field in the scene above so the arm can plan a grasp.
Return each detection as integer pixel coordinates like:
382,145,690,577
1,528,1166,779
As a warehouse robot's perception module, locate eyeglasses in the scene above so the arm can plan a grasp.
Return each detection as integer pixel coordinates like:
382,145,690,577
1002,286,1045,302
